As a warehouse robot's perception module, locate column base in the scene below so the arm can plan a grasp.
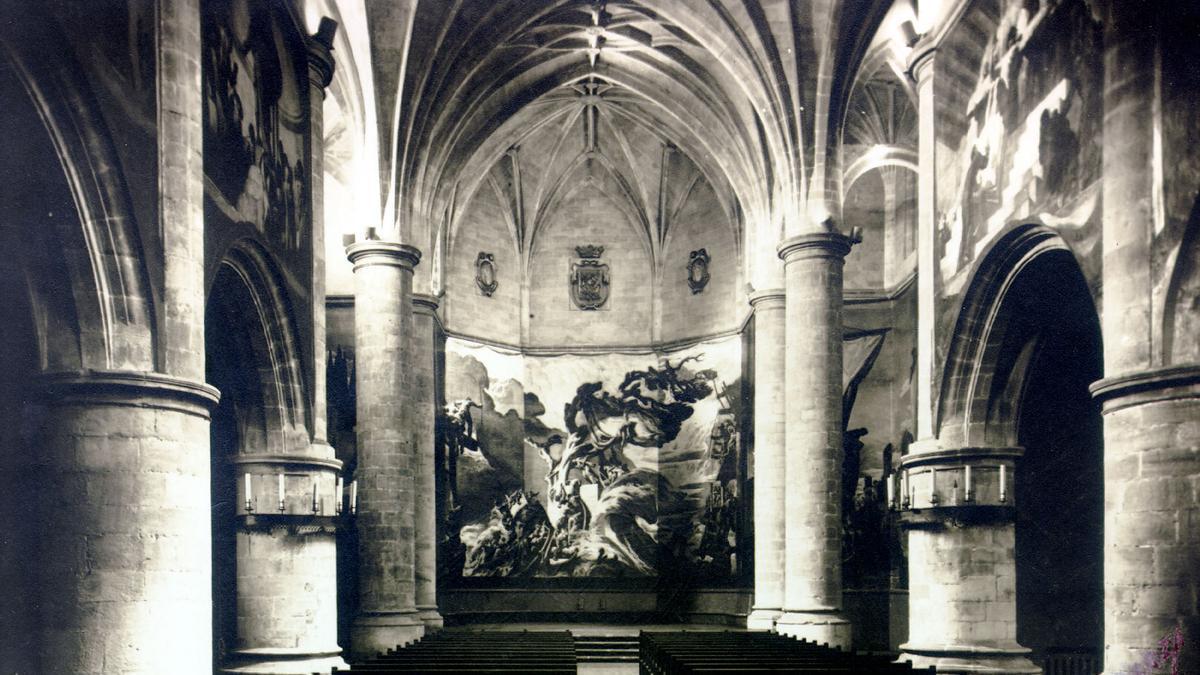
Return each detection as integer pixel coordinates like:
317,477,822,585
774,611,851,649
219,648,347,675
897,643,1040,674
352,611,426,659
417,605,445,629
746,607,783,630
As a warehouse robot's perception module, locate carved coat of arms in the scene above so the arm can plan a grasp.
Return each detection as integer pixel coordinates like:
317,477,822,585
570,245,609,310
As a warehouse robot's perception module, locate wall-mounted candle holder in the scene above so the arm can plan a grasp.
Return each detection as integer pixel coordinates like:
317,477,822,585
892,447,1022,524
233,456,352,530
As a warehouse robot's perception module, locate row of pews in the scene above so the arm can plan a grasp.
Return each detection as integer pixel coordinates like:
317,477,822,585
639,631,937,674
333,630,577,673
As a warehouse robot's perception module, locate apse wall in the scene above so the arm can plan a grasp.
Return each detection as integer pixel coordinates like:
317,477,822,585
444,183,523,345
659,178,740,344
526,182,654,346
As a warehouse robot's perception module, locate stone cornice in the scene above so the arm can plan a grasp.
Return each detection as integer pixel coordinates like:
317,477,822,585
230,453,344,471
443,325,746,357
844,270,916,306
34,370,221,416
1090,363,1200,410
898,445,1024,469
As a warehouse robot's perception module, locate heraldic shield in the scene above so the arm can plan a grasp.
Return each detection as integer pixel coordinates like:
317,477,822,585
570,245,610,310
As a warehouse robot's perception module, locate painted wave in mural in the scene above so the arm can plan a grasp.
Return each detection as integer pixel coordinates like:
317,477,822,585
440,339,744,580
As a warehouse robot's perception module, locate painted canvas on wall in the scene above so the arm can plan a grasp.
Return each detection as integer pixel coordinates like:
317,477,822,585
438,337,746,583
935,0,1103,287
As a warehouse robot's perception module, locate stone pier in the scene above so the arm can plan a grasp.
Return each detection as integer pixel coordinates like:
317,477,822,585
746,288,786,630
347,241,424,656
29,372,219,674
412,293,444,629
774,232,853,647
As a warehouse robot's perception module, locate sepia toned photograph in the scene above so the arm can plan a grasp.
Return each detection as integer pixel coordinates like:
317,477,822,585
0,0,1195,673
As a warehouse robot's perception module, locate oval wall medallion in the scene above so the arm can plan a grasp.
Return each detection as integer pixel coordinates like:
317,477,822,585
475,252,498,296
688,248,711,294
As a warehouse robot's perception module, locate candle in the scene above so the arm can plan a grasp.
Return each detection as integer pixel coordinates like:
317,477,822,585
1000,464,1007,502
965,465,973,501
336,476,344,514
929,467,937,501
312,476,319,513
244,473,252,511
901,471,909,507
278,472,285,511
350,480,358,513
887,474,895,508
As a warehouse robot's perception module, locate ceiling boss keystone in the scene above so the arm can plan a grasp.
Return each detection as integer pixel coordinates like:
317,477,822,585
570,245,609,310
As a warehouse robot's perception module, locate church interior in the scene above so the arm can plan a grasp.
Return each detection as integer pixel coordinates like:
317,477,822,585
0,0,1198,673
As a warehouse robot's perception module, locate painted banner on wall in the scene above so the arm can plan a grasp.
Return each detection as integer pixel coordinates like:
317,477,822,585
439,336,745,582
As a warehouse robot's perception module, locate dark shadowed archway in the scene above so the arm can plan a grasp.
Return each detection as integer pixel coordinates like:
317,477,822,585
938,223,1103,666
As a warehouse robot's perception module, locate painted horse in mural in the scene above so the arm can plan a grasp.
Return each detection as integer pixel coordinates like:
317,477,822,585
548,355,717,494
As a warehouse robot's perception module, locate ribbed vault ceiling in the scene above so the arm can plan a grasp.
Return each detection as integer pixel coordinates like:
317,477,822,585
363,0,891,274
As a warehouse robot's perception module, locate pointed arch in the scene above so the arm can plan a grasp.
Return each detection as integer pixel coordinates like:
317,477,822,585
207,239,311,452
936,222,1100,447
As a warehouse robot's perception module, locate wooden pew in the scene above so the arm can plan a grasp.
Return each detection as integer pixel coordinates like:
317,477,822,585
639,631,936,675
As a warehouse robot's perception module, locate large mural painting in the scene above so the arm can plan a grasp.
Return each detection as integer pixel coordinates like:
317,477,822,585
202,0,312,279
438,338,746,584
933,0,1103,395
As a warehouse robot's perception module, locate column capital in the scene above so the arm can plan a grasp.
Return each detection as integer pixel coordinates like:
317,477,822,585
776,231,855,263
904,38,937,83
346,241,422,271
305,18,337,90
748,287,785,308
33,369,220,416
411,293,441,316
1089,363,1200,412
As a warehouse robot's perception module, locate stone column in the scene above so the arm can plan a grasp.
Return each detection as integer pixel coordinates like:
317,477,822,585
1091,369,1200,674
746,288,786,630
222,456,347,674
157,0,206,382
412,293,443,629
347,240,424,656
27,372,219,674
305,19,336,448
908,39,938,442
895,447,1038,673
1094,2,1199,670
774,232,853,647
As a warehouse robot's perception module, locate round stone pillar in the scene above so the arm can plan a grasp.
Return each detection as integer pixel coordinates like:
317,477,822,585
774,232,853,647
747,288,786,630
1091,367,1200,675
412,293,443,629
221,455,347,674
346,240,424,656
27,371,219,674
895,445,1038,674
